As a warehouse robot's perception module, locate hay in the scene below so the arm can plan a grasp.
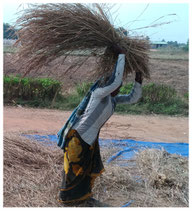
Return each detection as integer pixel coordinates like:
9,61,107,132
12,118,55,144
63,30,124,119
3,133,188,207
135,149,189,206
15,3,150,80
93,148,189,207
3,133,63,207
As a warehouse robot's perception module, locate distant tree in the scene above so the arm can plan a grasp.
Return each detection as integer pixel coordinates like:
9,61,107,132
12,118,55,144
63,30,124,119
3,23,18,39
187,39,189,48
116,27,128,36
167,40,178,47
174,41,178,47
161,39,166,42
146,36,150,41
183,39,189,52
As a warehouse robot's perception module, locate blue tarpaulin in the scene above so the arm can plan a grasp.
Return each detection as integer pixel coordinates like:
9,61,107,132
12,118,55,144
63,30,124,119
24,134,188,161
99,139,188,163
24,134,188,207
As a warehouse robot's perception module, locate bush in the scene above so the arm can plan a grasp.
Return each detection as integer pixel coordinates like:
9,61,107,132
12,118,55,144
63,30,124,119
119,83,133,94
4,78,188,116
4,76,61,102
73,81,188,116
142,83,177,104
115,82,188,116
183,92,189,101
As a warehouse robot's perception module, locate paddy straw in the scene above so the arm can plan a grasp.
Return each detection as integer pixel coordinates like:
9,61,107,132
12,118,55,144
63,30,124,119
14,3,150,80
3,133,188,207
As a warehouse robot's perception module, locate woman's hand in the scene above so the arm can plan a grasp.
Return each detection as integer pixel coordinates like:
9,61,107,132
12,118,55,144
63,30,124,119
135,72,143,84
111,44,126,54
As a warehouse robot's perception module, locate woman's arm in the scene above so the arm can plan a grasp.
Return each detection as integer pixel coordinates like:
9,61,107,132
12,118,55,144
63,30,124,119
93,54,125,98
114,72,143,104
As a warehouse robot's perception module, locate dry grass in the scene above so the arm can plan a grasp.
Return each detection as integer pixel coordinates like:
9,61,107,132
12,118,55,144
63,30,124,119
3,133,188,207
3,133,63,207
134,149,188,206
14,3,150,80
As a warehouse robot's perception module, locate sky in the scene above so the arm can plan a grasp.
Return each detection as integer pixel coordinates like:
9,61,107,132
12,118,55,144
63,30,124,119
1,1,190,43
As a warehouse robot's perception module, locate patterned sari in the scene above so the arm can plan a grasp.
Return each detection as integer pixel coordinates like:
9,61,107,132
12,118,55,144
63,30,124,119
58,129,104,203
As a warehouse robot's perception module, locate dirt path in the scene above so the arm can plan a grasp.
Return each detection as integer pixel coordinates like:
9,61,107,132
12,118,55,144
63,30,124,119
4,106,188,143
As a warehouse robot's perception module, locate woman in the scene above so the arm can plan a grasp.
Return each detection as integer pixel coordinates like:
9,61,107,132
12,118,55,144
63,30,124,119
57,46,143,205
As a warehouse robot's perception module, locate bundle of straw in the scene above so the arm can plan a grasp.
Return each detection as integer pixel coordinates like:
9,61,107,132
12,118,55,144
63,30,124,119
15,3,150,80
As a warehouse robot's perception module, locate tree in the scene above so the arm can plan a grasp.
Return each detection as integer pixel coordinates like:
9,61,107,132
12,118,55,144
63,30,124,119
183,39,189,52
146,36,150,41
167,41,178,47
116,27,128,36
3,23,18,39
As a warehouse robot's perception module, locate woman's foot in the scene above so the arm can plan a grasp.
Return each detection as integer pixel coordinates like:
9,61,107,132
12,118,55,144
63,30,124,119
82,197,110,207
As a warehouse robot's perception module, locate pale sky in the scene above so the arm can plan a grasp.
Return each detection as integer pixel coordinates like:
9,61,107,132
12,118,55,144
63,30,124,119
2,1,189,43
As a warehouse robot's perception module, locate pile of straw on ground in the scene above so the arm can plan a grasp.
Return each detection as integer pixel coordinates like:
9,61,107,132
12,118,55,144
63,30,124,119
3,133,188,207
15,3,150,80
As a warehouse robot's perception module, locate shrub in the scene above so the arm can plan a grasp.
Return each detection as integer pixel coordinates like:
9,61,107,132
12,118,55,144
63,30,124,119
142,83,177,104
4,78,188,116
4,76,61,101
116,82,188,116
183,93,188,101
119,83,133,94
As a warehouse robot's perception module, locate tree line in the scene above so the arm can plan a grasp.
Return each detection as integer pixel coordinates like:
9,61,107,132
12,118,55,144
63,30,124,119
3,23,18,39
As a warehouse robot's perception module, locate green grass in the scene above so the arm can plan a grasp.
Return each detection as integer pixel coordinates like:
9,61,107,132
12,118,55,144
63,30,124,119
4,75,62,102
115,100,188,116
4,76,188,116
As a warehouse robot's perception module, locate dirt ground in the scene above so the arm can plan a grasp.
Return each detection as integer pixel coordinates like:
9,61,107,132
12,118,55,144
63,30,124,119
4,106,188,143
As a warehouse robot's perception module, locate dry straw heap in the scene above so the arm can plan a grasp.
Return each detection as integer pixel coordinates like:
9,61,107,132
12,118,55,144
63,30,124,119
4,134,188,207
15,3,150,80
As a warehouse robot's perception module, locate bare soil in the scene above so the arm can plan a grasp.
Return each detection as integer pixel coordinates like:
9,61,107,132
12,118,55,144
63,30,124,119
4,106,188,143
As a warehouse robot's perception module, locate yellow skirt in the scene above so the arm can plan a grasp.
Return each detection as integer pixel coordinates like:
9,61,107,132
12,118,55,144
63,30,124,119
58,129,104,203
